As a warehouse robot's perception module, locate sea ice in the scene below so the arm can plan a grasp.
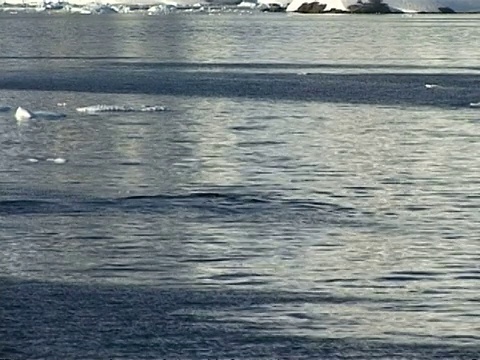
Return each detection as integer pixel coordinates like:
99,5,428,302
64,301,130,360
46,158,67,164
15,107,34,121
27,157,66,164
76,104,166,114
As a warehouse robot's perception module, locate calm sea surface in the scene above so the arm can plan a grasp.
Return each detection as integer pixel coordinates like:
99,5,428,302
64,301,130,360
0,12,479,359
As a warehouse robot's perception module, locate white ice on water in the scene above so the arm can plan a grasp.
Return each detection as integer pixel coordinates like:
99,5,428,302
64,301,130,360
15,107,35,121
28,157,67,164
76,104,166,114
1,0,480,13
46,158,67,164
2,0,288,14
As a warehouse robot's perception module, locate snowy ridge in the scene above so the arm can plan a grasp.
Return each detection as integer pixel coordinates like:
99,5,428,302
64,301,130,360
286,0,480,13
1,0,288,13
2,0,479,12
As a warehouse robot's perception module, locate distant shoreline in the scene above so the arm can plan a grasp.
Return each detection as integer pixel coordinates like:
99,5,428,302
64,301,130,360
1,2,480,15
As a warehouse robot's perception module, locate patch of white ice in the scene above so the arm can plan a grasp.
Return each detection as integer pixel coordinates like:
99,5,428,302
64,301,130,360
76,104,166,114
15,107,34,121
27,157,66,164
46,158,67,164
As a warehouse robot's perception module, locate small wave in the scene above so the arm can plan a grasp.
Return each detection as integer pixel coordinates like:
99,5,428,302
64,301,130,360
76,104,166,114
112,191,362,226
0,105,11,112
0,191,362,227
470,102,480,108
0,200,69,214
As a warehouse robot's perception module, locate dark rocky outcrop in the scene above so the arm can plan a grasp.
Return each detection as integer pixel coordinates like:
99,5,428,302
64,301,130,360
348,0,392,14
295,2,327,13
294,0,401,14
261,3,287,12
438,7,456,13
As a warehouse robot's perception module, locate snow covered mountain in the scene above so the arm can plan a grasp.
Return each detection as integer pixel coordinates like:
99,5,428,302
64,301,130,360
286,0,480,13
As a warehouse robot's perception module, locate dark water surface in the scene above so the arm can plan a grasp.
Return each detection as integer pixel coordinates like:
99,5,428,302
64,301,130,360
1,13,479,359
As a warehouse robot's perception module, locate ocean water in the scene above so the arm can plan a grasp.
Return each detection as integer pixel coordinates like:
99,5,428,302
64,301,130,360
1,12,480,359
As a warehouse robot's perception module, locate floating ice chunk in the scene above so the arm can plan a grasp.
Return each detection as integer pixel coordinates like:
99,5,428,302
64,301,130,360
147,5,170,15
425,84,440,89
14,107,66,121
27,157,66,164
76,104,166,114
74,3,118,14
46,158,67,164
237,1,257,9
470,102,480,108
15,106,34,121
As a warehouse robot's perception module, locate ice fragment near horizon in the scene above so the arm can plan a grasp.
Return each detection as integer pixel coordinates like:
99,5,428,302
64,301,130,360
46,158,67,164
76,104,166,114
15,107,34,121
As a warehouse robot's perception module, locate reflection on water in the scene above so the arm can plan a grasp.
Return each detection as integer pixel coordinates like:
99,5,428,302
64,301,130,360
1,97,479,346
1,13,480,72
1,12,480,358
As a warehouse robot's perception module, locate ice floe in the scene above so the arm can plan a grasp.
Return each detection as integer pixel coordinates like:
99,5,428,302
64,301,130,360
15,107,34,121
470,102,480,108
27,157,67,164
1,0,479,14
28,157,67,164
147,4,171,15
1,0,287,14
47,157,67,164
76,104,167,114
